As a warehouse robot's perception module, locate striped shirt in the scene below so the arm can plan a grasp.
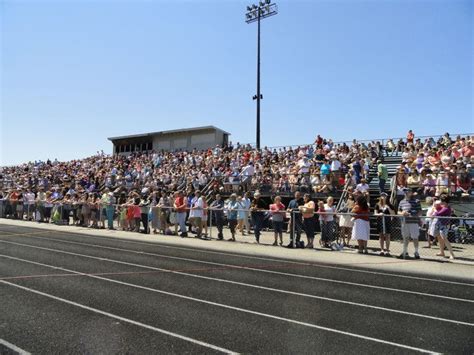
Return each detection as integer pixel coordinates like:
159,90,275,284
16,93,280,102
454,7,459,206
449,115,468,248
398,198,421,224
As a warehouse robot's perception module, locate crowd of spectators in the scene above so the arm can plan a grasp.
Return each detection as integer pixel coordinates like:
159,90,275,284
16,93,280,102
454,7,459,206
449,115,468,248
392,132,473,200
0,132,472,254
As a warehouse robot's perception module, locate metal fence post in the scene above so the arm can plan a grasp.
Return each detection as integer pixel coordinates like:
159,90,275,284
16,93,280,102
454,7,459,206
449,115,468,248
292,210,296,248
209,209,213,239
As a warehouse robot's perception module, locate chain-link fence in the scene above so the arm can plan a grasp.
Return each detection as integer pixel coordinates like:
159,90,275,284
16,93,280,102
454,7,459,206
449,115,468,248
0,198,473,262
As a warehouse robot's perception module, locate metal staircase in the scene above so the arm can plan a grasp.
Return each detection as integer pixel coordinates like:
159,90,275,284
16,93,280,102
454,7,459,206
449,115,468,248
368,151,403,237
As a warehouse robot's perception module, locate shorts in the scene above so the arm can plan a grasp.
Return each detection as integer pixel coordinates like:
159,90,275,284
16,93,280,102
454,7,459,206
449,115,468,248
438,225,449,239
272,220,283,234
402,223,420,240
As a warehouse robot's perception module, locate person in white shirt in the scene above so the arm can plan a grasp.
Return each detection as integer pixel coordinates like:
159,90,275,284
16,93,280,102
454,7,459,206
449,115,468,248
298,157,311,174
242,192,252,234
188,190,204,238
241,163,255,191
355,178,370,198
330,156,341,173
24,189,36,220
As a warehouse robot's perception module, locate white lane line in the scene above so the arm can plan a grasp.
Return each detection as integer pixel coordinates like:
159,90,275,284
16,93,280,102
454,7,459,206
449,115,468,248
2,252,473,328
0,260,441,354
0,280,236,354
0,339,31,355
12,230,473,287
3,236,473,304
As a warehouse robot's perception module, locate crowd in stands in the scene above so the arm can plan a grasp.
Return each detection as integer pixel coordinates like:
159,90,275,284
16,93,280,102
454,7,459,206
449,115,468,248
392,132,473,199
0,131,472,258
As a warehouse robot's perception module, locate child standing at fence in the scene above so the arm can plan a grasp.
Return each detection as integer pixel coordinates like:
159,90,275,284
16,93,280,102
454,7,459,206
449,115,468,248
269,196,285,246
338,194,354,247
374,193,395,256
133,198,142,232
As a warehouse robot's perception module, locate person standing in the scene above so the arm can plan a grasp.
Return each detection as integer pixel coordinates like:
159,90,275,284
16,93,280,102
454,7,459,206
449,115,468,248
174,190,188,237
431,195,455,259
189,190,204,238
105,192,116,230
236,195,247,236
338,194,355,247
24,188,36,221
242,192,252,234
226,194,239,241
374,193,395,256
269,196,285,246
286,191,303,248
210,194,225,240
352,157,362,184
351,195,370,254
407,129,415,145
139,193,151,234
398,188,422,259
150,191,161,234
377,160,388,194
319,197,336,248
299,193,316,249
36,187,46,222
250,191,267,243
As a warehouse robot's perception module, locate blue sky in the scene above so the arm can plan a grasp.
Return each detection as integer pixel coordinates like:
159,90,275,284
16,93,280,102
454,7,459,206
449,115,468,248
1,0,472,165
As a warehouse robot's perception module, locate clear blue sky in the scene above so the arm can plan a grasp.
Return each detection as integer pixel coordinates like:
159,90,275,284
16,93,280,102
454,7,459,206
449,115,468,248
1,0,472,165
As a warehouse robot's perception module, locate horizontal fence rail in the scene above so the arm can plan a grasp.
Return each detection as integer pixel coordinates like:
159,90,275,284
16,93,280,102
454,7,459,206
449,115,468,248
1,199,472,262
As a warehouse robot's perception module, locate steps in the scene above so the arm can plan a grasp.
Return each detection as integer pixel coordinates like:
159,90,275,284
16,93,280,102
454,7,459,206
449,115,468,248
368,151,403,238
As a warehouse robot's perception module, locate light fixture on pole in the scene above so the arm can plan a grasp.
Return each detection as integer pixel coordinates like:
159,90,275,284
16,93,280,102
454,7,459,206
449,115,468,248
245,0,278,150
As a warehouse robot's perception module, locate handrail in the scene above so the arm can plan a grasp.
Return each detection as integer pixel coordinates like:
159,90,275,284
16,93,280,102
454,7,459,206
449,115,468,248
335,178,352,212
1,199,472,221
389,176,398,206
256,132,473,152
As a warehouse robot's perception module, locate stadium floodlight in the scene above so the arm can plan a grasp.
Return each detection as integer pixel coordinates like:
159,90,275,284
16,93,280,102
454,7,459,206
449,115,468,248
244,1,278,150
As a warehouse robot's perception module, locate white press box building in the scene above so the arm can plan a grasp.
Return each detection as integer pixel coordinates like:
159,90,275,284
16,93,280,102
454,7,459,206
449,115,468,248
108,126,231,155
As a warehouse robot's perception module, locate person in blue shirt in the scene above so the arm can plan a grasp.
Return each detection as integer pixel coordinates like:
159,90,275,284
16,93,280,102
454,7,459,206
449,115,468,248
320,159,331,178
352,157,362,184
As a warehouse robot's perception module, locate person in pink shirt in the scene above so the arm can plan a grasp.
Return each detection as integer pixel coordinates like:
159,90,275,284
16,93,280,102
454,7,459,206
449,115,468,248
430,195,455,259
270,196,286,246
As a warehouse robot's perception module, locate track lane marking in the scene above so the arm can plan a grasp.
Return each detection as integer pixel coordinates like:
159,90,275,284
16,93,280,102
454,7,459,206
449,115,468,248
0,339,31,355
0,280,236,354
0,259,442,354
2,251,473,328
1,235,472,303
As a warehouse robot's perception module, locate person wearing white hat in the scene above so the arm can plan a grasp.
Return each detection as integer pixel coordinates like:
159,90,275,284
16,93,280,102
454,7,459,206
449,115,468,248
398,188,422,259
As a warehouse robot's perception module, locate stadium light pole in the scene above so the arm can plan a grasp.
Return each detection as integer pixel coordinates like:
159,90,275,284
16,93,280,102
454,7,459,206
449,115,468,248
245,0,278,150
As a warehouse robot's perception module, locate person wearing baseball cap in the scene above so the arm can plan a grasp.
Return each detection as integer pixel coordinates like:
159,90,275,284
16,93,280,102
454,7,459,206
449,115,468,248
398,188,422,259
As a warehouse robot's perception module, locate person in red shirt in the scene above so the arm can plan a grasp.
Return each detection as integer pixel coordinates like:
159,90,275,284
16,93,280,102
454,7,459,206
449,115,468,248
407,130,415,144
174,190,188,237
351,195,370,254
315,134,323,148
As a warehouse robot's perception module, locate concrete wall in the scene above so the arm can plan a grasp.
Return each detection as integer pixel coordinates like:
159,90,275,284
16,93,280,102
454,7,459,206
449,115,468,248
151,129,226,152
